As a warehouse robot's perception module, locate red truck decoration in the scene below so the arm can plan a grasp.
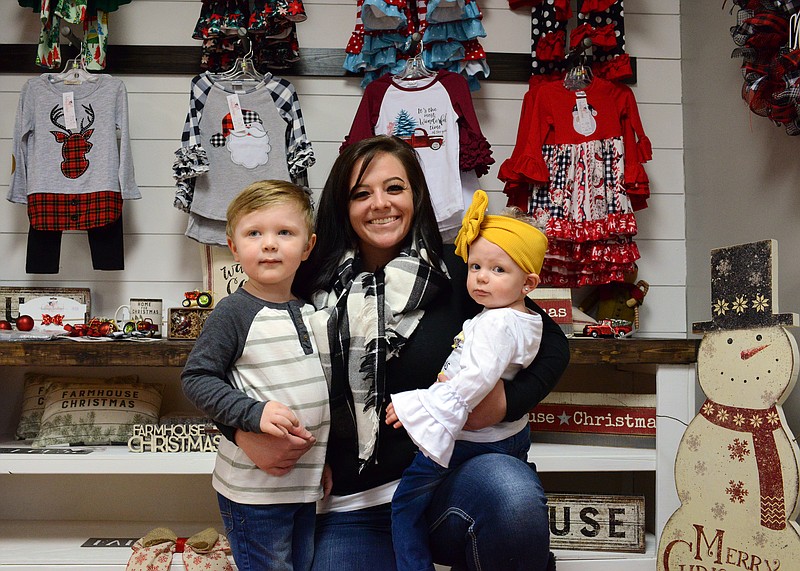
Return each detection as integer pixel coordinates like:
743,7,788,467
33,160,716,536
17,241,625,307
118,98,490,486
582,318,633,338
400,127,444,151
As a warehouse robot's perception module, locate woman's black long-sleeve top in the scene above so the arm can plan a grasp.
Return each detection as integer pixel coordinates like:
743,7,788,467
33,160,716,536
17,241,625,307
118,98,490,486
325,245,570,496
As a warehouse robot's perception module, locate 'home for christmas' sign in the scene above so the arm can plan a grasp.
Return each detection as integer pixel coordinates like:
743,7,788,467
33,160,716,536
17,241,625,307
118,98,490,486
657,240,800,571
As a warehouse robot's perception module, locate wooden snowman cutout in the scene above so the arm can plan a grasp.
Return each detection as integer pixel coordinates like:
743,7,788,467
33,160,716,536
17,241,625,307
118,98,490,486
658,240,800,571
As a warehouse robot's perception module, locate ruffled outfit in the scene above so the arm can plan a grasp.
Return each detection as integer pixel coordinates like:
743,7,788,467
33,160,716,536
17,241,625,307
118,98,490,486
193,0,307,72
18,0,132,70
341,70,493,235
498,77,651,287
344,0,489,90
172,72,315,246
510,0,632,83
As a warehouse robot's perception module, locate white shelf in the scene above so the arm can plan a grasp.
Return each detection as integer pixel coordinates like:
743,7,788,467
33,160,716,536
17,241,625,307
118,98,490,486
0,438,215,475
0,438,655,475
0,520,232,569
529,442,656,472
552,533,656,570
0,520,655,571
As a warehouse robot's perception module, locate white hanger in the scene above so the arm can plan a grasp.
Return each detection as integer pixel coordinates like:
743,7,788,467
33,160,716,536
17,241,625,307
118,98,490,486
49,26,98,84
395,33,436,81
563,38,593,91
210,28,264,83
790,13,800,51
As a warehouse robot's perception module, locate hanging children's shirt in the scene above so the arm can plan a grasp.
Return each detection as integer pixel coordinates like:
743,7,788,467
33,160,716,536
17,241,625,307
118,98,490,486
498,76,649,287
342,69,492,235
172,72,315,246
9,73,139,216
8,73,139,274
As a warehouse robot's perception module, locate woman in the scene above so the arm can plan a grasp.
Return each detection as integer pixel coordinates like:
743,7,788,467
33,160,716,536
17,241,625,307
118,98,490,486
232,136,569,570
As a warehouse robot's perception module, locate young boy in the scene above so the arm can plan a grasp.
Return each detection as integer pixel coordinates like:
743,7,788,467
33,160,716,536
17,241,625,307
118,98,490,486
385,189,549,571
182,180,330,571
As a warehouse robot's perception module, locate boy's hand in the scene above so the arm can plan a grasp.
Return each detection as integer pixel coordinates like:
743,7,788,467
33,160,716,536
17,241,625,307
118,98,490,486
260,401,301,437
385,402,403,429
321,464,333,499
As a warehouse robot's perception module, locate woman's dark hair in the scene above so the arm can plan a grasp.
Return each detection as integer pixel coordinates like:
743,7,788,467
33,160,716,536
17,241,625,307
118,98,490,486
296,136,443,298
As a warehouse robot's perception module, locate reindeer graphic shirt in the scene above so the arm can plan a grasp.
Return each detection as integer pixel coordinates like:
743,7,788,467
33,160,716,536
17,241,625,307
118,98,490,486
8,74,139,230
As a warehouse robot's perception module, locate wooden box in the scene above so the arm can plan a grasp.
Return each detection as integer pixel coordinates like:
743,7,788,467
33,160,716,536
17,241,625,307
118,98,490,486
167,308,212,340
547,494,646,553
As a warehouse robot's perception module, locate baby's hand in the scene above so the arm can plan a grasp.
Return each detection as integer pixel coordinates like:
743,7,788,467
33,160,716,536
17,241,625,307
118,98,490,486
260,401,300,438
385,402,403,429
437,372,449,383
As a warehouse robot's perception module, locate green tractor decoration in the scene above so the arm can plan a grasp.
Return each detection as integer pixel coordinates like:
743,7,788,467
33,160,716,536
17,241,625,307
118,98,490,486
182,290,213,308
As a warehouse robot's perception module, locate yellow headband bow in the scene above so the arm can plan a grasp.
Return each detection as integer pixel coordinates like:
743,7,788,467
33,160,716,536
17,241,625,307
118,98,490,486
454,190,547,275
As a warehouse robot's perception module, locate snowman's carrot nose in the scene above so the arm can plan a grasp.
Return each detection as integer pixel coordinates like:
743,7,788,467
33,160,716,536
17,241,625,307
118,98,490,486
741,345,769,360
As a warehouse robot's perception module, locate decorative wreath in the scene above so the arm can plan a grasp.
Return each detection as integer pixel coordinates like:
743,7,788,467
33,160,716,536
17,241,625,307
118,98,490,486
728,0,800,135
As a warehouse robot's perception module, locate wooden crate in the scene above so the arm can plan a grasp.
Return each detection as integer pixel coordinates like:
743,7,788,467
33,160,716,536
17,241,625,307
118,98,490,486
167,308,212,340
547,494,646,553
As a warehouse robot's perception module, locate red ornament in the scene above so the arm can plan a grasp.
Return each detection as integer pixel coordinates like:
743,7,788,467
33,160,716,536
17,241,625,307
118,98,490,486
0,320,11,330
16,315,35,331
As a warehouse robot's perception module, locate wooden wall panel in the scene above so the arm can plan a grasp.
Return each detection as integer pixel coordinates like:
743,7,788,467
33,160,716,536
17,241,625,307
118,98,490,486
0,2,686,336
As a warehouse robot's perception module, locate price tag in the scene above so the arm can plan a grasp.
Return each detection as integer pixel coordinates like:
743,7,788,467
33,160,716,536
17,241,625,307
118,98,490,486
574,94,592,135
63,92,78,130
227,94,246,133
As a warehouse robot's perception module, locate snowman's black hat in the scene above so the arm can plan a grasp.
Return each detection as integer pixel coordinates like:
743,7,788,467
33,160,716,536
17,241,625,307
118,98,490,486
693,240,798,333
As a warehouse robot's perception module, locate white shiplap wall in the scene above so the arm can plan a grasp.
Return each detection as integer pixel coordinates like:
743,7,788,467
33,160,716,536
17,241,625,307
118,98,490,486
0,0,685,336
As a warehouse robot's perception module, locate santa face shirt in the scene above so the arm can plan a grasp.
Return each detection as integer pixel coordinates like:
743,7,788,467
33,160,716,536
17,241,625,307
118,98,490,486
173,73,315,246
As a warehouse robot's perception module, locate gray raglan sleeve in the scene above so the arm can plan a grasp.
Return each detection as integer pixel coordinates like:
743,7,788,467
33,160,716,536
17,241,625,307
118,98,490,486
181,297,266,434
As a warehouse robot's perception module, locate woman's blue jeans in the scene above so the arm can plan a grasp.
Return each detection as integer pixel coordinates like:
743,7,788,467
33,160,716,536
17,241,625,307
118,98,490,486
311,454,551,571
218,493,316,571
392,428,532,571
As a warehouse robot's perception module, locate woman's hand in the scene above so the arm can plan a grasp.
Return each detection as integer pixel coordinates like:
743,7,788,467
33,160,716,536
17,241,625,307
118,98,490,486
464,381,506,430
235,426,316,476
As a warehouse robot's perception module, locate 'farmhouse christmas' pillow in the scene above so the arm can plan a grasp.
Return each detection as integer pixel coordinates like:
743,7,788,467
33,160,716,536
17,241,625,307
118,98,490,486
32,379,163,447
15,373,139,440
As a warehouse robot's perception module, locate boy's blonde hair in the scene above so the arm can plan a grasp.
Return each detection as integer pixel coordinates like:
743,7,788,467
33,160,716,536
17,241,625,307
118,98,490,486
226,180,315,238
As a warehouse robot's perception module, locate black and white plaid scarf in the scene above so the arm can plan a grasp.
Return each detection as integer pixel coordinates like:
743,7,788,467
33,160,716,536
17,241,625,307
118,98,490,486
310,238,449,471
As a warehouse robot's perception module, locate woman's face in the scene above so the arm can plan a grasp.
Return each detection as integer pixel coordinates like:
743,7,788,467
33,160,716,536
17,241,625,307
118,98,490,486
348,152,415,270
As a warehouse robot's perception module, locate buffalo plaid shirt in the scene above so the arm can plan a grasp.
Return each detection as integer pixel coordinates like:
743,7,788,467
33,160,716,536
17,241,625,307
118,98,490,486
28,191,122,231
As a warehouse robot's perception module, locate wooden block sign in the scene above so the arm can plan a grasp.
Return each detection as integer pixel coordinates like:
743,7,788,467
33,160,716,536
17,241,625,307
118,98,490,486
201,244,247,305
529,287,573,336
547,494,646,553
530,392,656,436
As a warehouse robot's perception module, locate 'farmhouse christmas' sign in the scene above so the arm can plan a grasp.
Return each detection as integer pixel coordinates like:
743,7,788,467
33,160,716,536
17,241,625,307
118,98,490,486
658,240,800,570
127,424,219,453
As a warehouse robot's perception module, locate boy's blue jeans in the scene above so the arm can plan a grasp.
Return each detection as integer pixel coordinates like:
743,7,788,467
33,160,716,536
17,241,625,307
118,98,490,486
217,493,316,571
391,426,532,571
